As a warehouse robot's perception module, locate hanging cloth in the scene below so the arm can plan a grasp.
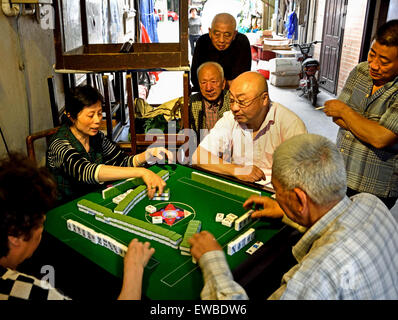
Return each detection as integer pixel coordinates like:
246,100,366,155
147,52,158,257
285,11,298,40
140,0,159,43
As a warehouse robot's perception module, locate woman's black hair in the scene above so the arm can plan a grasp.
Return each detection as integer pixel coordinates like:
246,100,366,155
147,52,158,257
0,153,57,258
63,85,103,124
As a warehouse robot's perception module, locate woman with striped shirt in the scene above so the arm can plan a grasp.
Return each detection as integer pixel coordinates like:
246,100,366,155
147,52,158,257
47,85,172,204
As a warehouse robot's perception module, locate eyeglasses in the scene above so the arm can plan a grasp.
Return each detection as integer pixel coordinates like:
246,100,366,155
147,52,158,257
229,92,266,108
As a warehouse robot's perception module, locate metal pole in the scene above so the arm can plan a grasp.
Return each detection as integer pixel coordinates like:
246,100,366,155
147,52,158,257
0,126,10,155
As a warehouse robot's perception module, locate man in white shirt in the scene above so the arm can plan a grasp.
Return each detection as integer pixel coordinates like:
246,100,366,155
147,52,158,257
192,71,307,183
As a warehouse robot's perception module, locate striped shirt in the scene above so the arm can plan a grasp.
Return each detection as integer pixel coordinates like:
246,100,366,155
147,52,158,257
0,266,70,300
199,194,398,300
337,61,398,197
47,124,134,204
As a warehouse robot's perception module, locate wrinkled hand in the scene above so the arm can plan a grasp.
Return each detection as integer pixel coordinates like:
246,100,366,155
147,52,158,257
124,238,155,270
233,165,266,183
189,231,222,261
141,168,167,199
118,239,155,300
145,147,174,164
323,99,349,119
243,195,284,219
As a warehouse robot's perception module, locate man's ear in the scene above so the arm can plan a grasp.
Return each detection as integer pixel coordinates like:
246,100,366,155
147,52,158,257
293,187,308,215
222,79,226,90
8,235,22,248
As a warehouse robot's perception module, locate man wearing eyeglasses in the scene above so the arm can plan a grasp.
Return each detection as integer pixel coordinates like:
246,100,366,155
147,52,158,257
189,61,231,141
192,71,307,183
190,13,252,92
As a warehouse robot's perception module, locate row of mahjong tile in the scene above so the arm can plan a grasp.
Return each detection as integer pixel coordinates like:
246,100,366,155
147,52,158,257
179,220,202,255
227,228,255,256
95,215,181,249
191,171,261,200
215,210,253,231
77,199,182,245
114,187,171,206
102,169,169,200
67,219,127,257
114,185,147,214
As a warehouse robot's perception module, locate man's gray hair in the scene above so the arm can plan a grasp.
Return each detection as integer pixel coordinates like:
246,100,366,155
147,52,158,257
197,61,225,79
272,134,347,206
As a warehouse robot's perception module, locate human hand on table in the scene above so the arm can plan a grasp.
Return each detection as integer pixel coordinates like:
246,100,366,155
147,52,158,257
140,168,167,199
243,195,284,219
118,239,155,300
233,165,266,183
124,238,155,269
189,231,222,261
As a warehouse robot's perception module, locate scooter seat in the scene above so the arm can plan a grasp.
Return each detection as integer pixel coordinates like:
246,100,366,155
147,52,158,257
302,58,319,67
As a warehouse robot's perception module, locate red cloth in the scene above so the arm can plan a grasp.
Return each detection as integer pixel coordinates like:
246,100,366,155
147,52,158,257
140,23,160,81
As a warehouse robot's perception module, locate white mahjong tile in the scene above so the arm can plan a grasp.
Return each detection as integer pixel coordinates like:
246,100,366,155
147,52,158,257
145,205,157,214
152,216,163,224
215,213,224,222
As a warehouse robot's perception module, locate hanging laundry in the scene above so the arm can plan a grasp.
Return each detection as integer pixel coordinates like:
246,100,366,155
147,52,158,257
285,11,298,40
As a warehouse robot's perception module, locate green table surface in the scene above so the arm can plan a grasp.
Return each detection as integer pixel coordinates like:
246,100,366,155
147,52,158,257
45,164,282,300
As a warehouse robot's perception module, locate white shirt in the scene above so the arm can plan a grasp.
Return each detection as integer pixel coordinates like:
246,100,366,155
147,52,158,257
199,102,307,176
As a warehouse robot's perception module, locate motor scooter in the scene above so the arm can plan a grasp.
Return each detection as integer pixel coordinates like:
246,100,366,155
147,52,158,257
290,41,322,106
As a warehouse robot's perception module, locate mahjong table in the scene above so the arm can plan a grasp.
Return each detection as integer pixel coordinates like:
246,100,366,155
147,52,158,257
44,163,300,300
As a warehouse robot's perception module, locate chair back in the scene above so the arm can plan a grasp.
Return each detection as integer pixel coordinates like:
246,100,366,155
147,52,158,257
26,127,60,162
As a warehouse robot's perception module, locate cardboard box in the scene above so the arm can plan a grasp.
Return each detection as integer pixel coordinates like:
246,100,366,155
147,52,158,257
263,44,291,50
270,74,299,87
263,38,291,50
263,30,273,37
269,58,301,75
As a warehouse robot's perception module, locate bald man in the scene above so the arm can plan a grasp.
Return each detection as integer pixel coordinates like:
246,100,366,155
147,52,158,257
192,71,307,183
190,13,252,92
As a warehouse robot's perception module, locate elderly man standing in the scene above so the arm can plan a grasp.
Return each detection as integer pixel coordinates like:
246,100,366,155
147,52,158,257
190,134,398,300
189,61,230,140
323,20,398,209
192,71,307,183
190,13,252,92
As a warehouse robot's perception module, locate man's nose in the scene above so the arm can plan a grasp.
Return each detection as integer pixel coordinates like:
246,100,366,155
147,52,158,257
230,101,240,112
369,58,380,71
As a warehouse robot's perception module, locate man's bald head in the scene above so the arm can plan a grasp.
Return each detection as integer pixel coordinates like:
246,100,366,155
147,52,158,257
229,72,270,130
211,13,237,30
230,71,268,96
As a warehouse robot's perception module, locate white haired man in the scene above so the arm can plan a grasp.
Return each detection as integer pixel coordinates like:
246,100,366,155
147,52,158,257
190,134,398,300
189,61,230,140
190,13,251,92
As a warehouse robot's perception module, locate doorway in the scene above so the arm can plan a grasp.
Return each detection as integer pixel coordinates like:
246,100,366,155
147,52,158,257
318,0,348,94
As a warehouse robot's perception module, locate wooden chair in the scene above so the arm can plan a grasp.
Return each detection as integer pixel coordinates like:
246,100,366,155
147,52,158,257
26,127,60,163
123,73,189,155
